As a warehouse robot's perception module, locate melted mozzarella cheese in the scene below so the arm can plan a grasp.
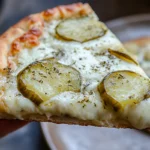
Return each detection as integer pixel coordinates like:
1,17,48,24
40,91,102,120
124,98,150,129
2,18,149,129
3,77,41,118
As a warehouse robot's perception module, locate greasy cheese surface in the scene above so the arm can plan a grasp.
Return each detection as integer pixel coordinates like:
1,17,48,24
1,16,149,129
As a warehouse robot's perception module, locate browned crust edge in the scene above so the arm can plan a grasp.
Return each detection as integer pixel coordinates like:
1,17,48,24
0,114,132,128
124,37,150,47
0,2,93,69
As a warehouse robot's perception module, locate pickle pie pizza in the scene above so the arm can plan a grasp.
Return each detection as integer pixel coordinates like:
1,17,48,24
0,3,149,129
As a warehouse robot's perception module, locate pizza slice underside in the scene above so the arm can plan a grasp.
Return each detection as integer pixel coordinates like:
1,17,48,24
0,3,149,129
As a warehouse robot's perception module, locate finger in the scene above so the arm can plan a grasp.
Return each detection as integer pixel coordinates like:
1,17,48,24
0,120,28,137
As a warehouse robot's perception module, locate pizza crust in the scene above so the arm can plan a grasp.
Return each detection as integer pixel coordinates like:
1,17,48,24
124,37,150,47
0,113,132,128
124,37,150,76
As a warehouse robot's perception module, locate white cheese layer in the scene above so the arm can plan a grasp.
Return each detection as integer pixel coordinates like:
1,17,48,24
1,18,149,129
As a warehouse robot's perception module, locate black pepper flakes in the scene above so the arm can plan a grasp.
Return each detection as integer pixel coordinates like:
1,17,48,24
82,104,86,108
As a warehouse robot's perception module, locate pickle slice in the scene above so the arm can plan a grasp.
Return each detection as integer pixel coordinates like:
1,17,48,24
56,17,107,42
108,49,138,65
17,59,81,105
98,71,150,111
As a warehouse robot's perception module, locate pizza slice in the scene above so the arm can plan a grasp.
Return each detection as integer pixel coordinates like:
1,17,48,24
124,37,150,77
0,3,149,129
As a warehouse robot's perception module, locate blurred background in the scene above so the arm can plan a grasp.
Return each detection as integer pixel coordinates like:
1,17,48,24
0,0,150,150
0,0,150,34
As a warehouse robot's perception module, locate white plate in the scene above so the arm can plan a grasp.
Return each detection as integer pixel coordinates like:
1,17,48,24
106,14,150,41
41,122,150,150
41,14,150,150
